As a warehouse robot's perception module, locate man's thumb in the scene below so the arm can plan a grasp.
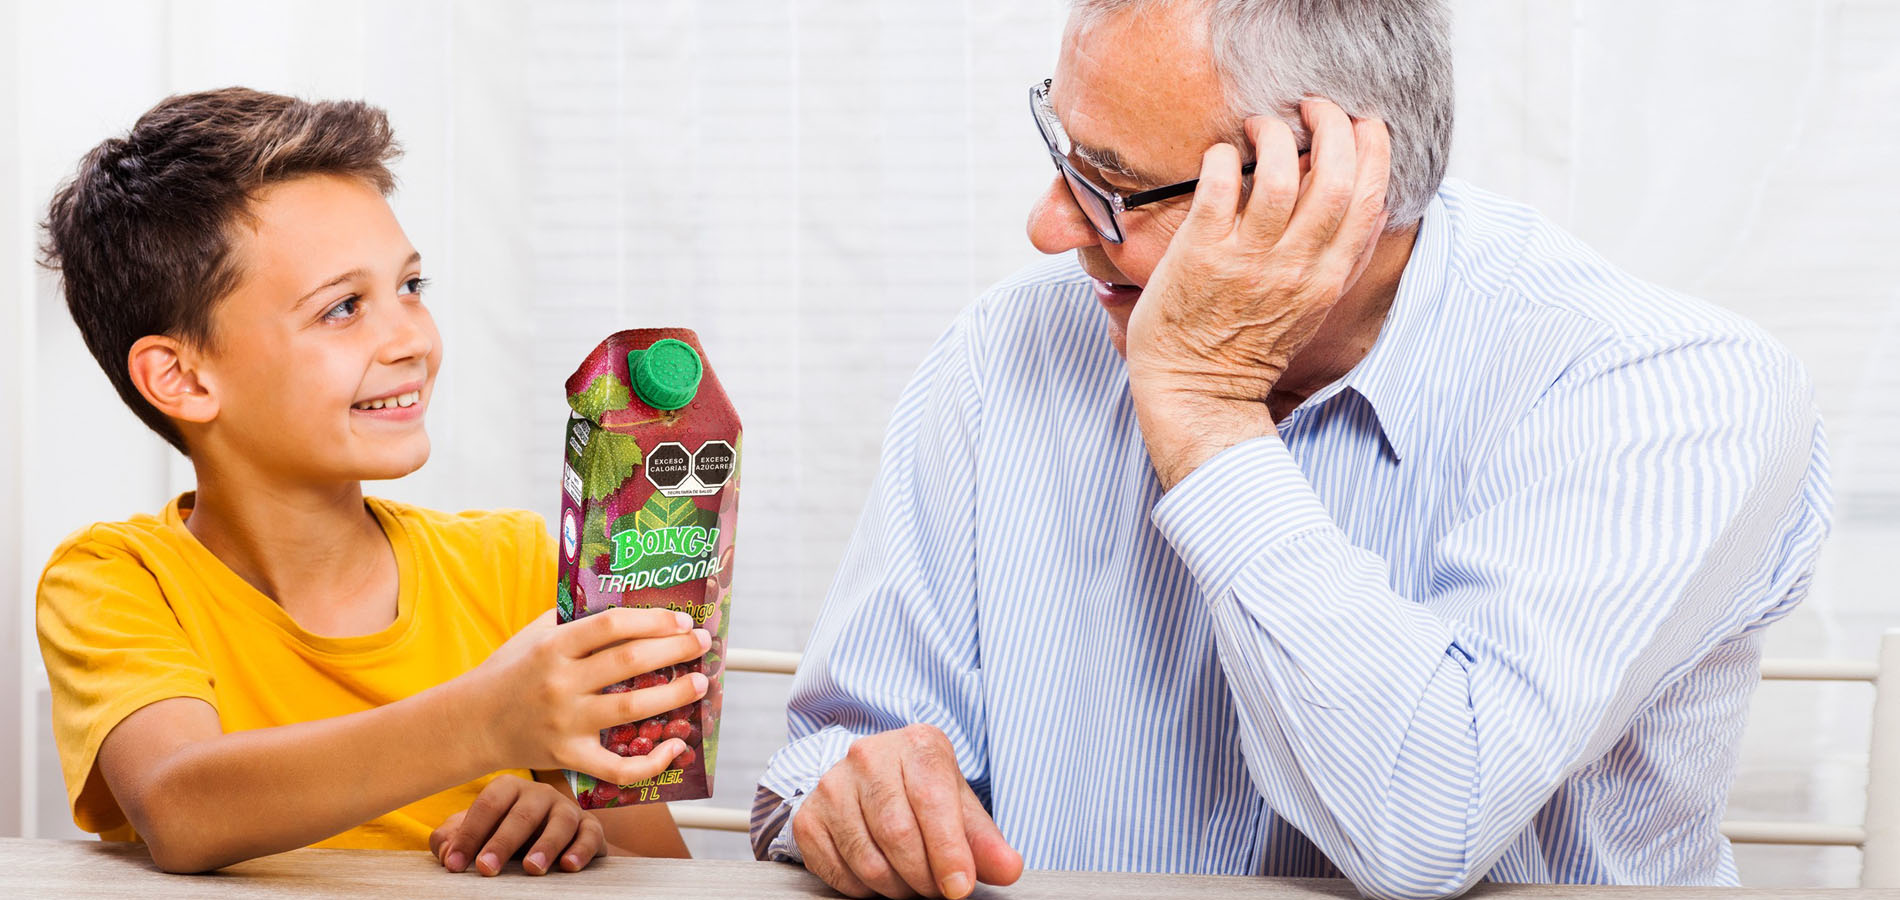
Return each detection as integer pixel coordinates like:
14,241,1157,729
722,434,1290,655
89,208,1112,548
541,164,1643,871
961,788,1024,886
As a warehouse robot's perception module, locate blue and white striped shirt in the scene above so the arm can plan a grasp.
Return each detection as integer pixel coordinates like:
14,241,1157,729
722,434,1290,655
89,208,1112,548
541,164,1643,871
754,179,1831,899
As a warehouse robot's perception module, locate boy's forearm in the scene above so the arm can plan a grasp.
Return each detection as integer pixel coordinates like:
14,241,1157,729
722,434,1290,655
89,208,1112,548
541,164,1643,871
136,676,494,872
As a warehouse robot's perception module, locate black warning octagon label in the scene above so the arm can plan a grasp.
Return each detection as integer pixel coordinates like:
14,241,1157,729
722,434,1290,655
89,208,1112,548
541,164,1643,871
693,441,735,489
644,442,692,491
646,439,738,497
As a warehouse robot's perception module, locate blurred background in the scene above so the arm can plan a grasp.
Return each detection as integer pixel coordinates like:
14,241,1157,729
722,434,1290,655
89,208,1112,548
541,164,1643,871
0,0,1894,887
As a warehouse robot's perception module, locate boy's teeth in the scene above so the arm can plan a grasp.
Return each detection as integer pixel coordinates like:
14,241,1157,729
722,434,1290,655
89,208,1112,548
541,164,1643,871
354,390,421,411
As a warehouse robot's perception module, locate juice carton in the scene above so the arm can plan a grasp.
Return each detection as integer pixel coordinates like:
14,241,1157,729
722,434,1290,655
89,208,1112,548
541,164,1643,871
556,329,740,807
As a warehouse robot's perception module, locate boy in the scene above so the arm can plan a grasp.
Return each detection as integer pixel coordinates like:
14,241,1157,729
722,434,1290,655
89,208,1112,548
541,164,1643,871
36,87,697,876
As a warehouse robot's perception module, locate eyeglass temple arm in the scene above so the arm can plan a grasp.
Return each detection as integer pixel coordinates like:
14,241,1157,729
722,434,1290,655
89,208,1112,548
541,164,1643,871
1122,153,1309,210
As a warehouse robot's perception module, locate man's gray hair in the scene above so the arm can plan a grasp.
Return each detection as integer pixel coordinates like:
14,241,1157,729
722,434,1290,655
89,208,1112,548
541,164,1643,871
1072,0,1454,227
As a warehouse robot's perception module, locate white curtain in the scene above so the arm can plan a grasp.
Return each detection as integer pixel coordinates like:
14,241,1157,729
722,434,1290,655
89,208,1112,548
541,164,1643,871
2,0,1894,885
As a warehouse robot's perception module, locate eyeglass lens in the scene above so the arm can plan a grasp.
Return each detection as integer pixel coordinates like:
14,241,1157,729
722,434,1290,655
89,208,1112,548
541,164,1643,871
1035,82,1124,243
1058,164,1121,242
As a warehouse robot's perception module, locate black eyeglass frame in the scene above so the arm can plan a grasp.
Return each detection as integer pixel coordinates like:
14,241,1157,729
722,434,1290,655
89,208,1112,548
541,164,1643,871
1033,78,1280,244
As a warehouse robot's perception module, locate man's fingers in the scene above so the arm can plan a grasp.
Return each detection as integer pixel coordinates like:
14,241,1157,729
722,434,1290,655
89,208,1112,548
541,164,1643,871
585,671,707,731
519,801,583,875
475,789,556,876
1320,116,1393,283
1180,141,1245,239
796,808,877,899
901,752,977,899
558,606,694,658
559,815,606,872
574,628,710,692
960,789,1024,887
858,764,939,897
1238,115,1302,245
826,791,917,898
1283,97,1359,254
892,728,977,897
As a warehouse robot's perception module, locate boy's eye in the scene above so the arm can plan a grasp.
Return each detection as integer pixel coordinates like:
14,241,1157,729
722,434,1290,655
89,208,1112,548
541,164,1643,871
323,296,360,321
400,276,431,296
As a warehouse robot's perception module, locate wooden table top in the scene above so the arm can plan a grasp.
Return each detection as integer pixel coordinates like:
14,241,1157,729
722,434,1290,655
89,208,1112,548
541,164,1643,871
0,838,1880,898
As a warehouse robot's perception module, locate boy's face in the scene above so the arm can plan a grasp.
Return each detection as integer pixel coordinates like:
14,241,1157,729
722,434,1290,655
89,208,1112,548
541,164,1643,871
194,174,441,483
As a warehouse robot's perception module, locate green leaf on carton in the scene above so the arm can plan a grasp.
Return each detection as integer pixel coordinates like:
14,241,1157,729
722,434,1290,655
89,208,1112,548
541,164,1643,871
569,372,631,422
581,431,643,501
583,502,607,543
579,503,612,577
634,493,703,531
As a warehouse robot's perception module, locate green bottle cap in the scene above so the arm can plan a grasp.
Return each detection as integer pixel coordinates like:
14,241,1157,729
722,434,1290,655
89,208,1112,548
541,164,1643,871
627,339,702,411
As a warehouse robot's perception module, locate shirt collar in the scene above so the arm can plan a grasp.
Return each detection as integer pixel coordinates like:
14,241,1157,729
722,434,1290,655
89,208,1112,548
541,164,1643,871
1294,188,1454,463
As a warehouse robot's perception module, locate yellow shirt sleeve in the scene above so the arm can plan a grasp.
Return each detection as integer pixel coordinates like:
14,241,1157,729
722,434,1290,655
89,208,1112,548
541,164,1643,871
519,511,557,633
36,527,219,834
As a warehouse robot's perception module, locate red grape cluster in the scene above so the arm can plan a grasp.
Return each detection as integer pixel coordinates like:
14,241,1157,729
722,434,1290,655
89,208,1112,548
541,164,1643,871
584,658,724,807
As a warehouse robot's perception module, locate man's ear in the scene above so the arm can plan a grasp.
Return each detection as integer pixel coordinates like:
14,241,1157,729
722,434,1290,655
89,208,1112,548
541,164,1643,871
127,335,219,425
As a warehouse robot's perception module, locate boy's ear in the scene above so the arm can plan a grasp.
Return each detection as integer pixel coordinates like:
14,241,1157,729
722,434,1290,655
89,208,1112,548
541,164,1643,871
127,335,219,425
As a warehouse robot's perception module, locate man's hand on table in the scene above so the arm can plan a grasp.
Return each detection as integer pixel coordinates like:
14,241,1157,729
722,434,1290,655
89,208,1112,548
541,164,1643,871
792,724,1022,899
1124,99,1392,490
431,773,608,876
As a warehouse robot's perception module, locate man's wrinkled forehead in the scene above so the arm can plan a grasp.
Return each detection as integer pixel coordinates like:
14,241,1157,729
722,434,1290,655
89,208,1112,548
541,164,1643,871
1051,2,1229,185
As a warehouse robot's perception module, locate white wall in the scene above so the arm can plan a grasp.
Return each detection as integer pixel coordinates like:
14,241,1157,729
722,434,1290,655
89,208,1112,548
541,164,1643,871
1,0,1895,887
0,0,26,839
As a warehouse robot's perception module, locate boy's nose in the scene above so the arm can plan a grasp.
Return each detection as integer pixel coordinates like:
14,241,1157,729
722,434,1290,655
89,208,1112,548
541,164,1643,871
1026,174,1101,255
378,302,435,365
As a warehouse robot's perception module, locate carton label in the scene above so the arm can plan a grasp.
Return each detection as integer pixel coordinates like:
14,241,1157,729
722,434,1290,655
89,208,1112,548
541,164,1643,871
562,462,584,505
645,440,738,497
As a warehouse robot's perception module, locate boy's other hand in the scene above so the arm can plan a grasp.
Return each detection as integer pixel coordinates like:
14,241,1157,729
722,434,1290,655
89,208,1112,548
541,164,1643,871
431,774,601,875
461,607,711,786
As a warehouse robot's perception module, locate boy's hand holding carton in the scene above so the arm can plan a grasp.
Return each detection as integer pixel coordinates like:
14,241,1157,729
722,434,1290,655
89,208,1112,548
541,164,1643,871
460,606,709,786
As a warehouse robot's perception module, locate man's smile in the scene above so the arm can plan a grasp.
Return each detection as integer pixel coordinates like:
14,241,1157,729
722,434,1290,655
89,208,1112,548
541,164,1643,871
1091,277,1142,309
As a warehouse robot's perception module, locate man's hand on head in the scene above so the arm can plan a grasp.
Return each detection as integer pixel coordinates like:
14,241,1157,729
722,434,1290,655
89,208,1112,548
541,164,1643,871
791,724,1023,899
1125,98,1391,490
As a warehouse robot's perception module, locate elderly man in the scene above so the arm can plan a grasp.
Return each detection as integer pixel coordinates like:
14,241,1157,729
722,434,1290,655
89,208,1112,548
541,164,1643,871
752,1,1830,898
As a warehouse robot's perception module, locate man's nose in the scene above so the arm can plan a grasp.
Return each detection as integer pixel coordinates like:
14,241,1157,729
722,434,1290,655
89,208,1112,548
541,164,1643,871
1026,174,1100,255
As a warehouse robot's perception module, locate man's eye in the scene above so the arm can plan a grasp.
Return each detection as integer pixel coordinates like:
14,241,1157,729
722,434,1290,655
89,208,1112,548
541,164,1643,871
1092,170,1143,195
323,296,360,321
400,276,431,296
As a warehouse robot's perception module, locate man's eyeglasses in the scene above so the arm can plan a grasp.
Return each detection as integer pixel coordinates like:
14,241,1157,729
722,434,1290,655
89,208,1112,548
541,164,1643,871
1032,78,1276,245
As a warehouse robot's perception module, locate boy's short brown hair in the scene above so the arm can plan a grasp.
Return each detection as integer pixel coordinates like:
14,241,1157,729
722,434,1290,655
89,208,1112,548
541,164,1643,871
40,87,402,454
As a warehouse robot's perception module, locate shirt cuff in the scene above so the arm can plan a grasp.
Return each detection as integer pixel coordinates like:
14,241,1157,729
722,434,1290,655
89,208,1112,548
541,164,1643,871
1149,435,1332,598
763,790,809,863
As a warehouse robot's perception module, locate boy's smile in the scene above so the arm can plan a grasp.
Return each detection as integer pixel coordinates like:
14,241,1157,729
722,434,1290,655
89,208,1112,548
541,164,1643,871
190,173,441,482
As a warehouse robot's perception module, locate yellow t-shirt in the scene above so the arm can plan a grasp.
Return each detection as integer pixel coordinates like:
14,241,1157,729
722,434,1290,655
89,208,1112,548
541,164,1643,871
35,493,554,849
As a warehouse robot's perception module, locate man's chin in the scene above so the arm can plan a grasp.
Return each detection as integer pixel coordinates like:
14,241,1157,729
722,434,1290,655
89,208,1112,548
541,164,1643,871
1107,317,1129,358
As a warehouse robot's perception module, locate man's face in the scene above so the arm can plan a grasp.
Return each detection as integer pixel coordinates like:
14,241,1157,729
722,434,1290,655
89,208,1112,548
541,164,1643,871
1026,3,1232,355
194,174,441,483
